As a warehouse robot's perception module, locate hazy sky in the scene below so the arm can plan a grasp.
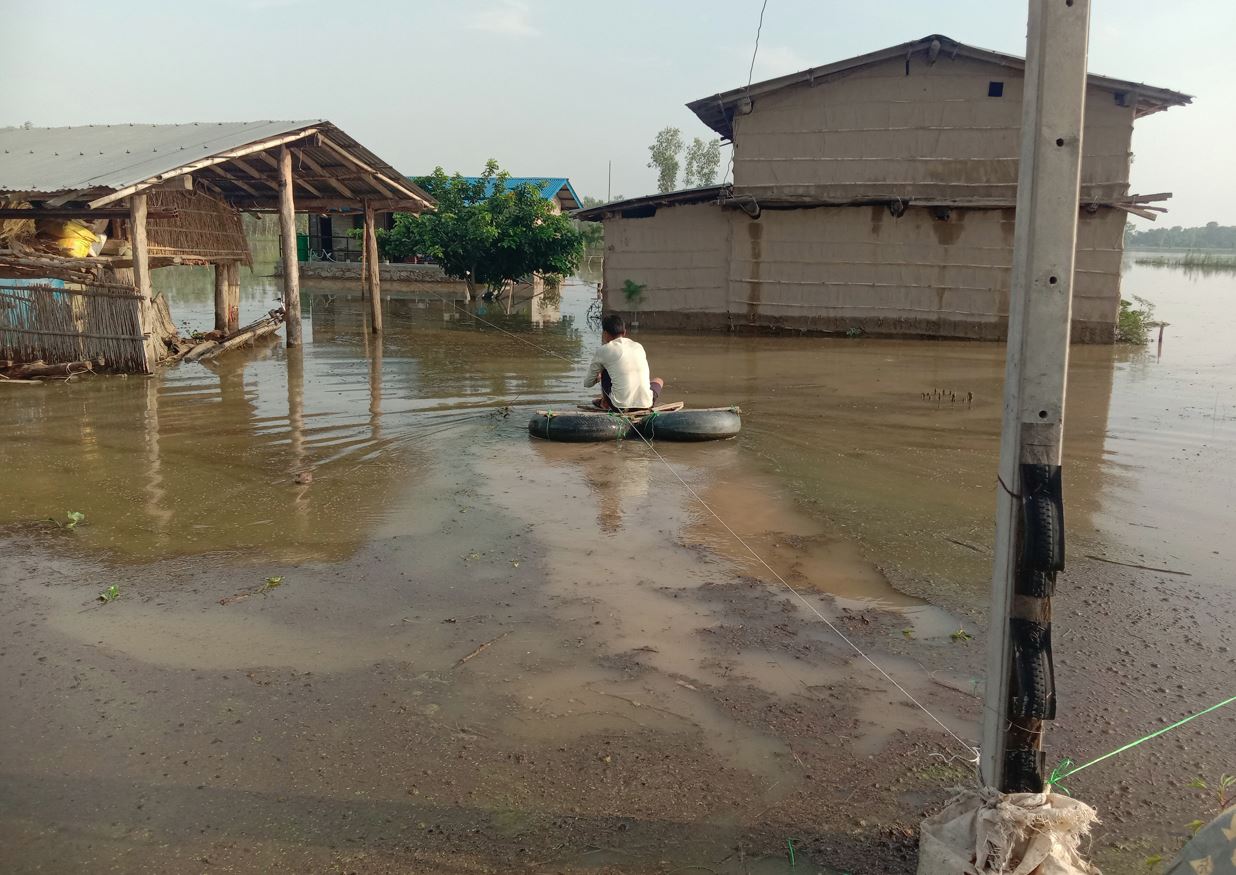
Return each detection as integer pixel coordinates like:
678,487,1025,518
2,0,1230,226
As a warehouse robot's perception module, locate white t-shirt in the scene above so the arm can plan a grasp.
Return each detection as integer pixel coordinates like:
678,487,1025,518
584,336,653,409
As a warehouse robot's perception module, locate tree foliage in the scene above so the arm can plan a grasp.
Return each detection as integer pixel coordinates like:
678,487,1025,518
1125,221,1236,250
683,137,721,187
380,160,584,292
647,127,683,194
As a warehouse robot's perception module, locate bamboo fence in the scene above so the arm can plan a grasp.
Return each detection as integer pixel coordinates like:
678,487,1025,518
0,280,146,371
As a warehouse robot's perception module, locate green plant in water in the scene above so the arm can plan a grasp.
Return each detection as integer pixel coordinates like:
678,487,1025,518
621,279,646,306
845,327,864,338
260,576,284,594
901,628,914,639
1116,295,1155,344
49,510,85,530
950,628,973,643
97,585,120,603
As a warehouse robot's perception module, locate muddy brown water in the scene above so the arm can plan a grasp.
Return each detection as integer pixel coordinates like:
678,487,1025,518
1,260,1233,872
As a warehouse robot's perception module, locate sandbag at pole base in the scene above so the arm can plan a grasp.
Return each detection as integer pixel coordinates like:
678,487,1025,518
917,789,1099,875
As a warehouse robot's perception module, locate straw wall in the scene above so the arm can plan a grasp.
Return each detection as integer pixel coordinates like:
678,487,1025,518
0,279,147,371
147,189,252,265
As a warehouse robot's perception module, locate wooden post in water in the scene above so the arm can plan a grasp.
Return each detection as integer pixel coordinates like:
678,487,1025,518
225,262,241,333
129,192,155,373
278,147,302,346
981,0,1091,794
364,203,382,333
213,262,228,332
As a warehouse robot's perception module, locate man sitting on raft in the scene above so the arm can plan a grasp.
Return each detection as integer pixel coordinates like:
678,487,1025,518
585,314,665,411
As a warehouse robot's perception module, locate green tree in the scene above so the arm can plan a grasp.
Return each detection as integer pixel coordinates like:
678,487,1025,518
647,127,683,194
381,160,584,298
683,137,721,187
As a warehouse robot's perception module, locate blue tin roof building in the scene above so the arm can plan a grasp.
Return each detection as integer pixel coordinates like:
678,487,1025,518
411,176,582,212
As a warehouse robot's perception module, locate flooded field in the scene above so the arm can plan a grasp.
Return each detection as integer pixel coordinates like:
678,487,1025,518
1,259,1232,873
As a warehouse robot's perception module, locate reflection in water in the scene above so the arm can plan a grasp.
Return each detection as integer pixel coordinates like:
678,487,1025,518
287,345,309,521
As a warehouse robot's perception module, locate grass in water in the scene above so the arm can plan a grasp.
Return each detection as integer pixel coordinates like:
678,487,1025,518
1133,251,1236,272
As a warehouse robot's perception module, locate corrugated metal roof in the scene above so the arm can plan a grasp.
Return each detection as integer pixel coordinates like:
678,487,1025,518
413,175,583,210
688,34,1194,140
0,121,321,194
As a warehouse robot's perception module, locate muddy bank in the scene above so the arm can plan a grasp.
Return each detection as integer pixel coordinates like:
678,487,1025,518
1,436,1231,873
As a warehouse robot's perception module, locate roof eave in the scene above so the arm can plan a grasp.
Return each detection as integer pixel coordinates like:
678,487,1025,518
686,34,1192,138
573,184,730,221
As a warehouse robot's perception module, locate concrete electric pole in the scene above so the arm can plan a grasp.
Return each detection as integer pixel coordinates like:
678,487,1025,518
981,0,1092,793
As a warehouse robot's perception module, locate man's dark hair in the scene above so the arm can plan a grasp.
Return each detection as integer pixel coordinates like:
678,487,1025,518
601,313,626,337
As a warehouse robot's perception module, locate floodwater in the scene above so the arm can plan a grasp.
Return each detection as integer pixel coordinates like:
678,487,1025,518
1,255,1233,872
3,257,1231,593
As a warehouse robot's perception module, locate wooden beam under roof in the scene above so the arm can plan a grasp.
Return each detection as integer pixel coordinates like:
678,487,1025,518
313,136,428,207
206,164,263,197
253,150,324,198
227,156,281,192
229,197,423,212
292,149,356,200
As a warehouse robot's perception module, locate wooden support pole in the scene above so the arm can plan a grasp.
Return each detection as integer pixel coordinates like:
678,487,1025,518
214,262,229,332
981,0,1091,794
278,146,302,347
225,261,241,333
364,203,382,333
129,192,156,373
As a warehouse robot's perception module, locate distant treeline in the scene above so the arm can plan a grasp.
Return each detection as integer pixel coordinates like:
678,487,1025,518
1125,221,1236,250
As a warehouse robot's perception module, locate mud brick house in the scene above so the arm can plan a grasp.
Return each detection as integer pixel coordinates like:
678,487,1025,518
577,35,1190,341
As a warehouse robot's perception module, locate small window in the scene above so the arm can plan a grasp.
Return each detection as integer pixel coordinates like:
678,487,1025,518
988,81,1004,97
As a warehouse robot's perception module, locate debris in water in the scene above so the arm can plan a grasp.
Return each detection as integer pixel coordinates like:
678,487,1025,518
97,585,120,603
452,630,511,669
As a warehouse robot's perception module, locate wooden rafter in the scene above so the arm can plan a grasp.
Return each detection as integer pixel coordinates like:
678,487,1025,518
206,165,262,197
293,149,356,200
253,151,324,198
313,136,427,207
228,157,281,192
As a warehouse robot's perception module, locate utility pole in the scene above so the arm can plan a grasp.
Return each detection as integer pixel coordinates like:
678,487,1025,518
981,0,1091,793
607,160,612,202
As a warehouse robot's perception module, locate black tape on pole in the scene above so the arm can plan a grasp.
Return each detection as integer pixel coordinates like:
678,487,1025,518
1020,464,1065,572
1009,617,1057,719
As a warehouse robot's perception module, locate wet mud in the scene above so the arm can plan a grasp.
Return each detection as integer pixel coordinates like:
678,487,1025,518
1,265,1233,872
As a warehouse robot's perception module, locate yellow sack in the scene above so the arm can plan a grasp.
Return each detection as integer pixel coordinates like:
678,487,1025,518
37,218,101,257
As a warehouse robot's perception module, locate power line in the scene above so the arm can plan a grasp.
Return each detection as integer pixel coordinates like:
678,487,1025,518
723,0,771,186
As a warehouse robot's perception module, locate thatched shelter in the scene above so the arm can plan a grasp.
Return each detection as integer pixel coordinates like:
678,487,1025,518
0,121,433,373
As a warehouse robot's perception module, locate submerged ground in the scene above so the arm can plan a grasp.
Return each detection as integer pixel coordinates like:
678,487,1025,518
1,262,1232,873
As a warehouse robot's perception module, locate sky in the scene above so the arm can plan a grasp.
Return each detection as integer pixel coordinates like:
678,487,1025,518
2,0,1232,227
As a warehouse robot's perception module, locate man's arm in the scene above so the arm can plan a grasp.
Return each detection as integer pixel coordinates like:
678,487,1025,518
583,347,606,388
